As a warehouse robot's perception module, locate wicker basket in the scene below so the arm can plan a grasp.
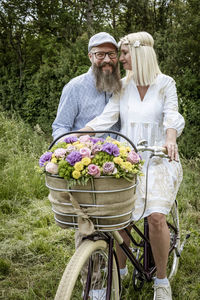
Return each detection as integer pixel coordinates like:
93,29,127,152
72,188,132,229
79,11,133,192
46,174,137,233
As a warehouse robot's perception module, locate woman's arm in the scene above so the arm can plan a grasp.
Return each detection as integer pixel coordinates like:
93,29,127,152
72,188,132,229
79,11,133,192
163,77,185,161
164,128,178,161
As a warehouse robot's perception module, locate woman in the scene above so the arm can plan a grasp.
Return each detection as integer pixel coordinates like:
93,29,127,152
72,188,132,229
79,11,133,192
79,32,185,300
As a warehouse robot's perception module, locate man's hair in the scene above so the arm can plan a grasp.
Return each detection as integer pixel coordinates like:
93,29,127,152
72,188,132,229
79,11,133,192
92,62,122,94
119,31,161,86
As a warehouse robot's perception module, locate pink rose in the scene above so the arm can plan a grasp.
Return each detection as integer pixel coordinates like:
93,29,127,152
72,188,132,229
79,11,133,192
45,162,58,174
87,164,101,177
66,145,76,153
127,150,140,164
54,148,67,158
91,144,102,155
79,135,91,143
80,147,91,158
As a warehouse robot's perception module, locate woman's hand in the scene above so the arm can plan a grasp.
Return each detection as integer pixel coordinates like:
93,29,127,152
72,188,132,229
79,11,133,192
164,128,179,161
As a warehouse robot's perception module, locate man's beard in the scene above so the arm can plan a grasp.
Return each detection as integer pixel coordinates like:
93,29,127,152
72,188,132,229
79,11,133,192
93,62,122,94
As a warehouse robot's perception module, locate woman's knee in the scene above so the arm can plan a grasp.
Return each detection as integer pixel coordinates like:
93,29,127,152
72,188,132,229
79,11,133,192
148,213,166,230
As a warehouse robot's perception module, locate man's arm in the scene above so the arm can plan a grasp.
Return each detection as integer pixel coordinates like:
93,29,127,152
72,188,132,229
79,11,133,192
52,83,78,140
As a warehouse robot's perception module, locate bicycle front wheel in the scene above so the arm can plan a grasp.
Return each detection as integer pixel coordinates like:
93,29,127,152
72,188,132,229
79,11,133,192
55,239,120,300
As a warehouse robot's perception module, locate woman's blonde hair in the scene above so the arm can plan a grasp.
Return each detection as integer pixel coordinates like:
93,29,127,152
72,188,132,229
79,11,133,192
119,31,161,86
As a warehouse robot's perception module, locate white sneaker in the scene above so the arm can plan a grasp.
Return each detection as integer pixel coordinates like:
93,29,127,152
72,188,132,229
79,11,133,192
153,283,172,300
89,288,106,300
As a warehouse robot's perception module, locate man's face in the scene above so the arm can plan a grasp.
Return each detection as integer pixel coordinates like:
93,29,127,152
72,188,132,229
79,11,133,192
88,43,118,73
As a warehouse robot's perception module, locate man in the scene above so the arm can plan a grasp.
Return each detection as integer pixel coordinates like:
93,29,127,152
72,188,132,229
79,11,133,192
52,32,121,300
52,32,121,140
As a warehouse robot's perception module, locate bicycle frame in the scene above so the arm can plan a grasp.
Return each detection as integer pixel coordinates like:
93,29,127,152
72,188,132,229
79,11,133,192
82,211,179,299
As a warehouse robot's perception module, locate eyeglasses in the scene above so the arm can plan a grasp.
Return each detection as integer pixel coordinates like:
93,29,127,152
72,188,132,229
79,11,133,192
91,51,118,60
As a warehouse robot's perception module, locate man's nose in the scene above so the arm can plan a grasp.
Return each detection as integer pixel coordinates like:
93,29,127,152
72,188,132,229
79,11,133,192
103,54,111,62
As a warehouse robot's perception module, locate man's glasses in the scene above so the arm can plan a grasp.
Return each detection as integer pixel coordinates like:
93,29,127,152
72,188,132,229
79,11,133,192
91,51,118,60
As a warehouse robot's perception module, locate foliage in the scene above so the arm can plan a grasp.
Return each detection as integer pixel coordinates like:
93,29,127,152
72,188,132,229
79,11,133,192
0,0,199,158
0,112,199,299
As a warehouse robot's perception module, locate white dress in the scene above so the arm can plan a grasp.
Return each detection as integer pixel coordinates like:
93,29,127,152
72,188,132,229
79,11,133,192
87,74,185,220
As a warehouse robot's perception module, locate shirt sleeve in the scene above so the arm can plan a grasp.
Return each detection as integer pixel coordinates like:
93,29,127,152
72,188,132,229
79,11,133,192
52,83,78,140
86,94,120,133
163,77,185,137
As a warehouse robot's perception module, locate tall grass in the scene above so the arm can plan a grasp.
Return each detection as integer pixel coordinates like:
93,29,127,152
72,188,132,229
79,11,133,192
0,112,199,299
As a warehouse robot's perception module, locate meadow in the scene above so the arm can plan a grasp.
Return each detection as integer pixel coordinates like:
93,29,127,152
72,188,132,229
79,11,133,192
0,112,199,300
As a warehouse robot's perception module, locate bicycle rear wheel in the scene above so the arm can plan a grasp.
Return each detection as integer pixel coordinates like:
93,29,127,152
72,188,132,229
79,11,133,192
55,239,120,300
167,199,180,280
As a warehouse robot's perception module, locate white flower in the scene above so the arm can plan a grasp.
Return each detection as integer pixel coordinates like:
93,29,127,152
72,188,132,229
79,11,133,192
133,40,140,48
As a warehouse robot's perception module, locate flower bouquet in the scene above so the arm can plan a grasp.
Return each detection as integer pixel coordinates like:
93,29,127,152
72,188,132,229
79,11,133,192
39,135,143,187
38,135,144,232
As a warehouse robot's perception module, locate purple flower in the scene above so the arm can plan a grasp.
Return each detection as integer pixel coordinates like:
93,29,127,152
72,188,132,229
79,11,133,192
127,150,141,164
64,136,78,144
39,152,53,167
102,143,120,157
103,162,115,175
90,137,105,144
66,151,82,166
88,164,101,177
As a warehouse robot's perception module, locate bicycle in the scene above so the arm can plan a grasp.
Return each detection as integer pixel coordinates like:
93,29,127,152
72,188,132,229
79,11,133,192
46,131,190,300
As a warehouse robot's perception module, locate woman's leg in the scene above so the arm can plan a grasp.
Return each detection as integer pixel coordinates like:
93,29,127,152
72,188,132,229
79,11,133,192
147,213,170,278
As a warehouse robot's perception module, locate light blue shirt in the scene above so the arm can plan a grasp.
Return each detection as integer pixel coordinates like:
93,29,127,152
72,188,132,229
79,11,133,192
52,68,120,140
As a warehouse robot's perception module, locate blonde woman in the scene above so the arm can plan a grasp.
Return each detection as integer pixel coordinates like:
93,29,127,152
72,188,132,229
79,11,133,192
79,31,185,300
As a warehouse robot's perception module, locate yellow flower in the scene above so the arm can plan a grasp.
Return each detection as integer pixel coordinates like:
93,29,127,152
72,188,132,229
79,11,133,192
74,162,84,171
113,157,123,165
121,161,132,171
81,157,91,166
72,170,81,179
73,141,80,145
119,146,127,156
126,146,131,152
112,140,121,146
51,158,57,164
75,144,84,150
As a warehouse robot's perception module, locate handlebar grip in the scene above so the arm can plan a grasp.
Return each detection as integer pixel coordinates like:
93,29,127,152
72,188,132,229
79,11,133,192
137,145,168,154
159,147,167,154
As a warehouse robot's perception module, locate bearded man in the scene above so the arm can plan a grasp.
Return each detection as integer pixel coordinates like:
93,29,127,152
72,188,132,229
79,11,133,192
52,32,121,140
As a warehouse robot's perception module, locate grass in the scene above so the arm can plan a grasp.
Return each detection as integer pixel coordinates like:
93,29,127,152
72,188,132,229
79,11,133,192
0,112,199,299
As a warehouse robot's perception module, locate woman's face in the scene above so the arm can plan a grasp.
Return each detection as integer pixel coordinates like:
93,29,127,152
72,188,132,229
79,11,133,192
119,44,132,70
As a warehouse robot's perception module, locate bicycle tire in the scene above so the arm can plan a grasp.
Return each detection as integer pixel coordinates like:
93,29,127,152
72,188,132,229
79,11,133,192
167,200,180,280
54,239,120,300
